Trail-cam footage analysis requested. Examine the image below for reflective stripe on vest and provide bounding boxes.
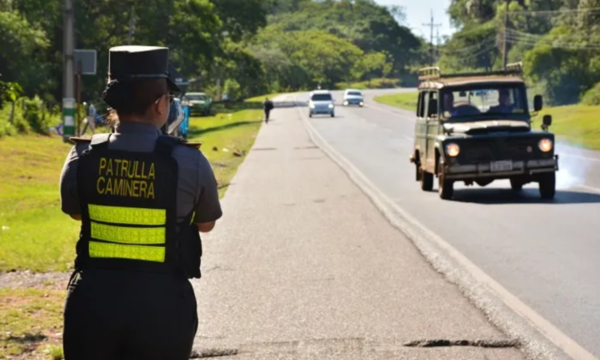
[87,204,167,262]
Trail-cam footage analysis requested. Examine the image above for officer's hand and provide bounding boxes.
[197,221,216,233]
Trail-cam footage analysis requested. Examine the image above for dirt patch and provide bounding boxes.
[0,286,66,359]
[0,271,71,291]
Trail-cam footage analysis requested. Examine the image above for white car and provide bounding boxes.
[343,89,364,107]
[308,90,335,118]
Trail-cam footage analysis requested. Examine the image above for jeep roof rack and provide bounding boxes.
[418,62,524,82]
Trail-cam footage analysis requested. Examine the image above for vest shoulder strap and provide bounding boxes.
[182,141,202,149]
[69,137,92,144]
[89,133,111,151]
[155,135,185,156]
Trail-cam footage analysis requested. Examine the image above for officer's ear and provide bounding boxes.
[153,94,169,116]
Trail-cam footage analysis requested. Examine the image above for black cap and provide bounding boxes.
[108,45,180,92]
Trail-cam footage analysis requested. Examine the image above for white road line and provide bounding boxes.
[294,94,598,360]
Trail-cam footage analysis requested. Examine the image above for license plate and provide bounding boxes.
[490,160,513,172]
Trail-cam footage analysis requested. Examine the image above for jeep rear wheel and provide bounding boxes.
[539,172,556,199]
[438,163,454,200]
[420,168,433,191]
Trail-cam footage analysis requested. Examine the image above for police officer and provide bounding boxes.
[59,45,222,360]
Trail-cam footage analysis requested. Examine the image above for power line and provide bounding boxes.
[457,42,499,61]
[504,34,600,49]
[440,36,497,55]
[422,9,442,66]
[508,7,600,15]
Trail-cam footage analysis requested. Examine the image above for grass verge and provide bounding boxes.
[535,105,600,151]
[0,98,265,272]
[0,288,65,360]
[0,96,266,359]
[336,78,399,90]
[244,93,284,102]
[0,136,79,273]
[373,91,417,111]
[373,91,600,151]
[186,105,263,198]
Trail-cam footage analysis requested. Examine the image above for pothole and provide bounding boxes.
[190,348,239,358]
[294,146,318,150]
[403,339,520,348]
[252,147,277,151]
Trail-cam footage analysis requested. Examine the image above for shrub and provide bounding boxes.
[223,79,242,101]
[582,82,600,106]
[23,95,53,134]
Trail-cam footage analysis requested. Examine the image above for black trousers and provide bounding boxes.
[63,269,198,360]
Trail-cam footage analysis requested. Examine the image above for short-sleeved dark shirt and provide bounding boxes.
[59,121,222,224]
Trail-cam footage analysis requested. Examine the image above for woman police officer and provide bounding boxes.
[59,45,222,359]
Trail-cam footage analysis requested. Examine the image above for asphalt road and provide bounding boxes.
[193,101,526,359]
[293,88,600,358]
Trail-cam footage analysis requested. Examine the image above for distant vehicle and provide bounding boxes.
[343,89,364,107]
[181,92,212,116]
[409,62,558,200]
[308,90,335,118]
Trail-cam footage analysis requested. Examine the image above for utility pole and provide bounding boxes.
[502,0,509,70]
[423,9,442,66]
[127,6,136,45]
[62,0,76,141]
[436,26,441,60]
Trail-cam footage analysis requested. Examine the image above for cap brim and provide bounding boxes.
[167,77,181,93]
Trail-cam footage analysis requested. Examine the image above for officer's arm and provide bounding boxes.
[59,144,84,220]
[193,152,223,233]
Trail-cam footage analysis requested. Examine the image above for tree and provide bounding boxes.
[0,10,50,96]
[0,79,24,124]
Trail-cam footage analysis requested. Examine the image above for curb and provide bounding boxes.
[292,95,597,360]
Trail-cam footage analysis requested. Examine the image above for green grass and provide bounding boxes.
[244,93,284,102]
[0,97,266,272]
[0,98,266,359]
[0,135,80,273]
[373,91,600,151]
[535,105,600,151]
[336,78,399,90]
[374,91,418,111]
[0,288,65,359]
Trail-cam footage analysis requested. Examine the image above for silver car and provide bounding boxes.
[308,90,335,118]
[343,89,364,107]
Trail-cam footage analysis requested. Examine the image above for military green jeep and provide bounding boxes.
[182,92,212,116]
[409,62,559,200]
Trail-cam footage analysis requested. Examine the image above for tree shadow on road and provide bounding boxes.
[450,188,600,205]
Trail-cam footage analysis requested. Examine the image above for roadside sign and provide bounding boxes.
[74,49,97,75]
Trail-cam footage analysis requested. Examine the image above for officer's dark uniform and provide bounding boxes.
[59,46,222,360]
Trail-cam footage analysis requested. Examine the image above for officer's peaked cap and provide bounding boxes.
[108,45,180,92]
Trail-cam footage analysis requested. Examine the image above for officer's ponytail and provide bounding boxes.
[102,79,134,112]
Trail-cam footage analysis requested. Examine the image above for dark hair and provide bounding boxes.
[102,78,168,117]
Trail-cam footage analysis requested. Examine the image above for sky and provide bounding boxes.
[373,0,456,40]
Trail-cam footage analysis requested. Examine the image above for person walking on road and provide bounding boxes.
[59,45,223,360]
[263,97,274,124]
